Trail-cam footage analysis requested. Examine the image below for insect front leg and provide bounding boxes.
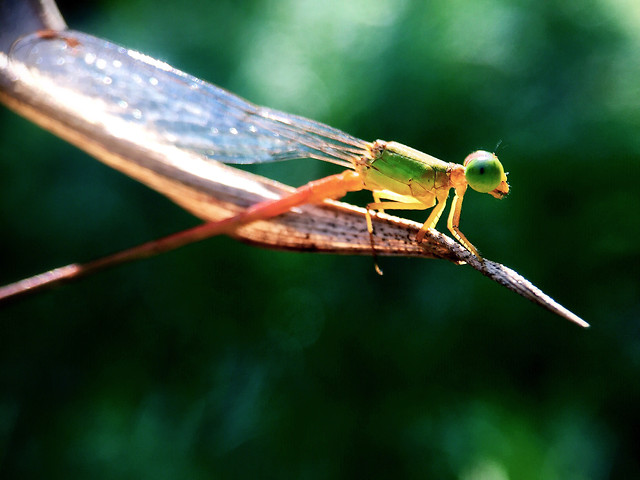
[447,185,481,258]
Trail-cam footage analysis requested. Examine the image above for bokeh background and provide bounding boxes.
[1,0,639,478]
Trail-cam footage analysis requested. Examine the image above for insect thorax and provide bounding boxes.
[360,140,452,200]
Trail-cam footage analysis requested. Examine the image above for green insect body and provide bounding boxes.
[360,141,451,206]
[354,140,509,258]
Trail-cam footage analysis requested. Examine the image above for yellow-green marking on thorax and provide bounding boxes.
[359,141,452,203]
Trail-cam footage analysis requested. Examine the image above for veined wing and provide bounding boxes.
[9,30,370,168]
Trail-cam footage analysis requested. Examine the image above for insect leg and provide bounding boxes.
[365,200,429,275]
[447,186,481,258]
[415,192,449,242]
[372,192,384,213]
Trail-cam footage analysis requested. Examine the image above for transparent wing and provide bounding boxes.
[9,30,370,168]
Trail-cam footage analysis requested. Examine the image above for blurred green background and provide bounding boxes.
[1,0,639,478]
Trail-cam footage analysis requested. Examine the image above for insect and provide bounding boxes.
[1,30,509,299]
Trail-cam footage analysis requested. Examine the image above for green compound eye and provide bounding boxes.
[464,151,504,193]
